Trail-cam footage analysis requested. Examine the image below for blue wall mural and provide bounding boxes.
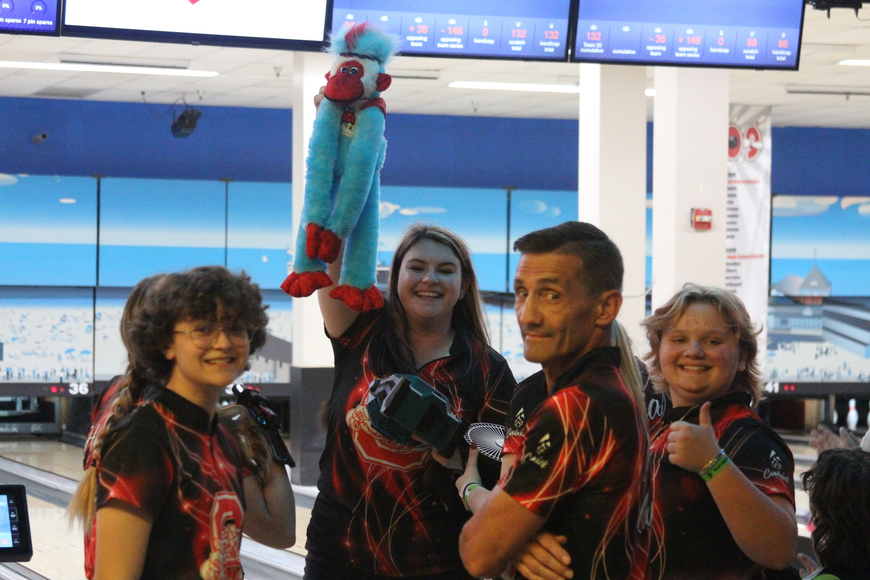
[766,195,870,389]
[4,95,870,392]
[0,175,576,385]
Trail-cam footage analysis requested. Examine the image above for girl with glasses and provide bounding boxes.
[69,266,295,580]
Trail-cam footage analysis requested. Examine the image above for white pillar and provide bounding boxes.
[292,51,334,369]
[579,63,648,348]
[651,67,729,311]
[290,51,335,485]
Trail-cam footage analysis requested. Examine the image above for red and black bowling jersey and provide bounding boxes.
[83,377,123,471]
[305,309,516,577]
[643,381,671,436]
[88,386,246,580]
[503,359,665,459]
[647,392,795,580]
[502,370,546,457]
[502,347,653,580]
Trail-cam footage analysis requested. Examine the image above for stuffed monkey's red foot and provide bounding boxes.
[305,223,325,260]
[281,271,333,297]
[318,229,341,263]
[329,285,384,311]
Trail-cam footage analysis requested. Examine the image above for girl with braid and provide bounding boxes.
[69,266,295,580]
[77,273,166,501]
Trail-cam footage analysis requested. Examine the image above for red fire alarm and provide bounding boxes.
[691,208,712,230]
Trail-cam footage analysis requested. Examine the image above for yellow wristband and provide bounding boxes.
[699,449,730,482]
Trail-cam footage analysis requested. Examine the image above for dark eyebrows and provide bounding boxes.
[513,276,566,289]
[405,257,458,268]
[537,277,563,286]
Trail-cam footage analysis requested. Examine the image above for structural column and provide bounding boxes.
[290,51,334,486]
[578,63,648,349]
[651,67,729,311]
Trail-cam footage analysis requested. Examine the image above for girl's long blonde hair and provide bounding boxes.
[67,274,164,530]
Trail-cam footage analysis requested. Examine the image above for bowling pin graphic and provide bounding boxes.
[847,398,859,431]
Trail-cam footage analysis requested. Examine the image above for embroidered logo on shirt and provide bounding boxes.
[522,432,552,469]
[536,433,552,455]
[647,397,665,420]
[769,450,783,471]
[346,400,428,470]
[514,408,525,428]
[764,450,790,483]
[199,491,243,580]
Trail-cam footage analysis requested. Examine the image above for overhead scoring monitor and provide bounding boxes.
[62,0,333,50]
[0,0,60,36]
[572,0,806,70]
[333,0,572,61]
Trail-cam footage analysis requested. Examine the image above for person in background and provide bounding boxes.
[809,423,870,454]
[643,284,797,580]
[799,448,870,580]
[69,266,295,580]
[459,221,651,580]
[303,223,516,580]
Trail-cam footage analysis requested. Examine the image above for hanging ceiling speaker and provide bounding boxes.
[171,107,202,138]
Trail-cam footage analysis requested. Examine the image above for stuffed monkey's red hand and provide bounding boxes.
[305,223,324,260]
[317,229,341,263]
[304,224,340,263]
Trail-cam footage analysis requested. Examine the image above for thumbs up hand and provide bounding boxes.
[667,402,722,474]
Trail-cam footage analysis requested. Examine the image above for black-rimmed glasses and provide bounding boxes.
[174,324,252,349]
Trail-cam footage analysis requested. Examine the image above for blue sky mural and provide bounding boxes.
[771,196,870,296]
[2,176,581,293]
[0,174,97,286]
[100,178,226,286]
[227,182,292,289]
[379,186,578,293]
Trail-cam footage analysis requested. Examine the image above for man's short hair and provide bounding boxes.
[513,221,623,296]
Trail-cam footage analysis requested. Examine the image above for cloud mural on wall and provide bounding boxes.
[517,199,561,217]
[0,174,19,186]
[399,207,447,216]
[840,196,870,217]
[379,201,401,218]
[772,196,838,217]
[841,197,870,210]
[379,201,448,218]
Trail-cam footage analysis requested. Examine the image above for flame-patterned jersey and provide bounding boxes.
[647,392,795,580]
[502,347,653,580]
[501,370,546,457]
[503,360,665,460]
[305,309,516,577]
[87,386,246,580]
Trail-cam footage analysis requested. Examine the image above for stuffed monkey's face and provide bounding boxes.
[324,57,392,105]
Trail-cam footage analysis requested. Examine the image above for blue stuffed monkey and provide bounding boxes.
[282,23,399,312]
